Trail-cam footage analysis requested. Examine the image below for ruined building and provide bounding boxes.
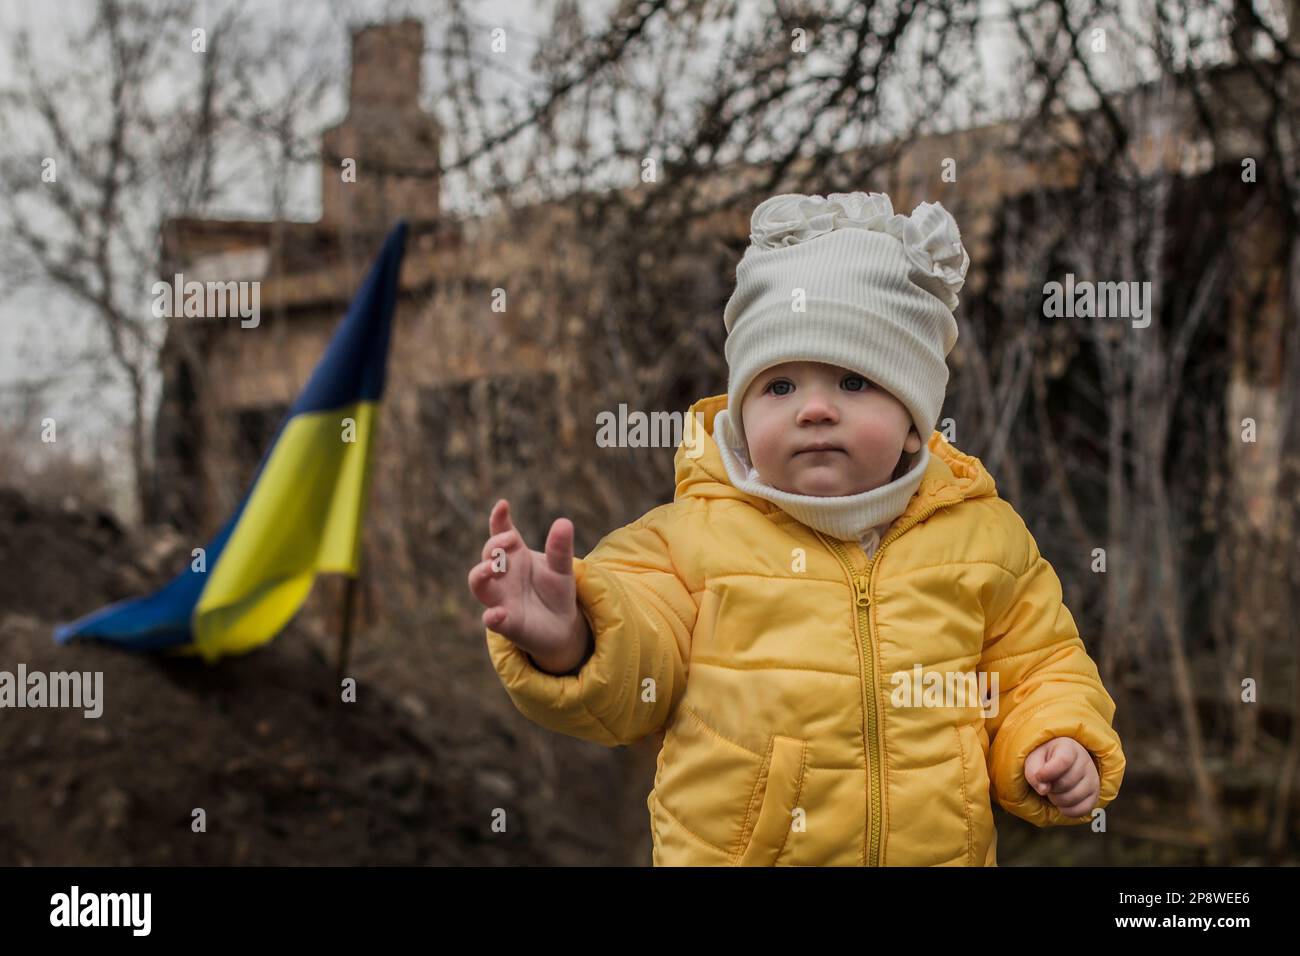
[150,17,1297,627]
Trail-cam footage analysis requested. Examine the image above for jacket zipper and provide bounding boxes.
[815,494,962,867]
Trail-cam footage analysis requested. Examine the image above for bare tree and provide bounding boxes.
[0,0,236,517]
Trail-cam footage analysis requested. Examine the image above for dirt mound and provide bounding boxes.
[2,614,559,864]
[0,489,146,622]
[0,488,650,865]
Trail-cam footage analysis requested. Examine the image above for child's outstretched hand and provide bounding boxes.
[468,498,593,675]
[1024,737,1100,818]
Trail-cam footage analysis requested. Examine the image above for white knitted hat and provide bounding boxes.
[724,191,969,450]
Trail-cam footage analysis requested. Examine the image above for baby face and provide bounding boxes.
[739,361,921,497]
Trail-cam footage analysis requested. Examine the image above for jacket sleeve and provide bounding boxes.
[980,513,1126,827]
[484,505,697,748]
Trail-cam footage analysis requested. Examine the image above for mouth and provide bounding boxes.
[793,444,845,456]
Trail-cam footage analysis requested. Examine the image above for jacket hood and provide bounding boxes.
[673,393,998,521]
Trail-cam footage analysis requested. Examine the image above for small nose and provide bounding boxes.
[795,385,839,425]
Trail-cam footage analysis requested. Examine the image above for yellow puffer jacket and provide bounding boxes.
[486,393,1125,865]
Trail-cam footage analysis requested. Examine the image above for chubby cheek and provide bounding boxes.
[745,417,785,473]
[842,415,905,465]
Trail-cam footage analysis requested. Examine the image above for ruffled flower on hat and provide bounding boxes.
[748,191,971,310]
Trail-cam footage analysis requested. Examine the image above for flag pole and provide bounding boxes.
[336,571,358,686]
[336,405,378,685]
[333,219,403,684]
[335,319,386,685]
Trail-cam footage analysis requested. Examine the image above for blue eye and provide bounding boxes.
[842,374,870,392]
[765,380,793,396]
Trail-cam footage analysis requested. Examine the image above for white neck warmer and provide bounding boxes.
[712,408,928,558]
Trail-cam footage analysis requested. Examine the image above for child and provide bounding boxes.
[468,191,1125,866]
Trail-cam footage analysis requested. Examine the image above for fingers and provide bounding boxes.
[1029,740,1074,794]
[468,560,513,634]
[1048,757,1090,795]
[484,500,539,565]
[486,496,520,548]
[544,517,575,575]
[1023,749,1046,792]
[1050,785,1098,817]
[467,559,503,604]
[1047,747,1099,815]
[481,528,525,564]
[489,498,515,536]
[1039,741,1073,780]
[1048,777,1096,815]
[1056,800,1095,818]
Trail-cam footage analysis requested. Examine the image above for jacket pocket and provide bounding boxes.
[736,734,808,866]
[652,705,769,861]
[956,722,995,866]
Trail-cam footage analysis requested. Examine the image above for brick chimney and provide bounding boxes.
[321,19,441,229]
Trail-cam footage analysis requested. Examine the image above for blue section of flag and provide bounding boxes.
[52,220,408,652]
[51,511,243,649]
[292,222,406,415]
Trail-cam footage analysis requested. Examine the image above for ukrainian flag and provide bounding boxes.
[54,220,408,662]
